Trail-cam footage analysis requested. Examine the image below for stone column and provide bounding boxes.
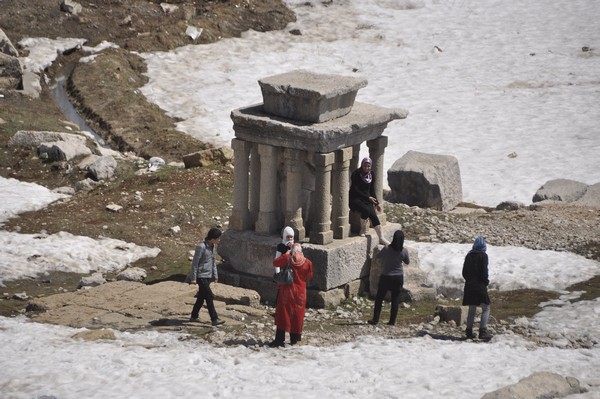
[350,144,360,174]
[367,135,388,225]
[331,147,352,239]
[284,148,306,241]
[255,144,279,235]
[229,139,252,231]
[310,152,335,245]
[249,144,260,226]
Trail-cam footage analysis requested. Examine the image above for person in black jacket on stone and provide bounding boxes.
[349,157,390,245]
[462,236,492,340]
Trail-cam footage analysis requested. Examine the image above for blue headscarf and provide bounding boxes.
[470,236,487,253]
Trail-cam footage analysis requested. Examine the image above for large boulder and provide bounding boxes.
[481,371,583,399]
[575,182,600,208]
[0,28,19,57]
[9,130,88,147]
[87,155,117,181]
[532,178,588,203]
[388,151,462,211]
[0,52,22,90]
[183,147,233,168]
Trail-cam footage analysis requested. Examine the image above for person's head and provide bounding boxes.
[205,227,222,244]
[282,226,295,246]
[361,157,372,173]
[472,236,487,252]
[290,243,305,266]
[390,230,405,251]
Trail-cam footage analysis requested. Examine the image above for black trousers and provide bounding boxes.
[191,278,218,321]
[349,198,381,227]
[372,275,404,324]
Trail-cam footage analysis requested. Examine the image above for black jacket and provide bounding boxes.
[462,250,490,305]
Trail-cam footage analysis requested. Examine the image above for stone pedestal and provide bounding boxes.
[224,70,409,306]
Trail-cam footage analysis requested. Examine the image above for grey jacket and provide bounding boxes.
[191,241,218,281]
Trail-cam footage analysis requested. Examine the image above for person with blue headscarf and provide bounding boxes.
[462,236,492,340]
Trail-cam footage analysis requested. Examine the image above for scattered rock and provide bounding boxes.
[116,267,147,282]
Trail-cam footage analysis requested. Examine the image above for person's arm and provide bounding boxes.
[273,253,290,267]
[190,244,204,284]
[212,246,218,283]
[402,248,410,265]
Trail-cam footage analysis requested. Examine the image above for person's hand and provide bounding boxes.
[190,280,197,285]
[276,243,289,254]
[369,196,378,205]
[375,204,382,213]
[213,278,218,283]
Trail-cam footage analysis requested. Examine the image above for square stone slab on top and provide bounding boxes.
[258,70,368,123]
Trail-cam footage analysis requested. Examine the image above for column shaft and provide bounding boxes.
[284,148,306,241]
[310,152,335,245]
[367,135,388,225]
[255,144,279,235]
[229,138,251,231]
[331,147,353,239]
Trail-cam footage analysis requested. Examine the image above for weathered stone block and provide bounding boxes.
[258,70,367,123]
[218,224,401,292]
[532,178,588,203]
[388,150,462,211]
[435,305,469,325]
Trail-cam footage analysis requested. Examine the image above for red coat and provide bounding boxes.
[273,253,313,334]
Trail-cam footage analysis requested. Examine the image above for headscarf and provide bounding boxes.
[470,236,487,253]
[360,157,372,184]
[390,230,405,251]
[281,226,294,245]
[289,243,306,267]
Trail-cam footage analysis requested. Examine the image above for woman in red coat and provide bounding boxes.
[269,243,313,347]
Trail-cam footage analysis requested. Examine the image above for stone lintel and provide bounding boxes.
[231,102,408,154]
[258,69,368,122]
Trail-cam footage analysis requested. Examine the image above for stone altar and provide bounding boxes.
[218,70,409,307]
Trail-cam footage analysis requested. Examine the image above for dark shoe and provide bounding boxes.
[367,319,378,325]
[465,328,475,339]
[269,329,286,347]
[478,328,493,341]
[189,317,199,322]
[290,333,302,345]
[386,321,395,326]
[211,319,225,326]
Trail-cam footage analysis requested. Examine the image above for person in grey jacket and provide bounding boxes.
[368,230,410,326]
[189,228,225,326]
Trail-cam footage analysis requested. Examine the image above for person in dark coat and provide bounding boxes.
[349,157,390,245]
[462,236,492,340]
[368,230,410,326]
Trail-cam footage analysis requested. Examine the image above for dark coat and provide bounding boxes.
[349,168,376,208]
[462,250,490,305]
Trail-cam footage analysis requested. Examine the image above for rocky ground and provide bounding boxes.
[1,0,599,349]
